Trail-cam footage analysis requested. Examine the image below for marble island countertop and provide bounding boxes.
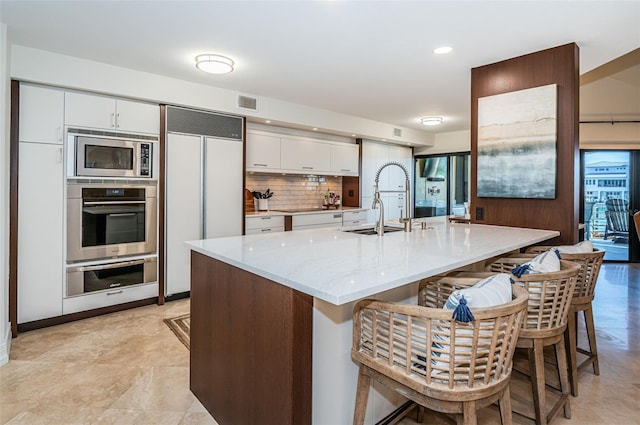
[186,216,559,305]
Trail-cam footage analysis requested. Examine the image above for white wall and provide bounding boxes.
[10,45,434,148]
[0,23,11,366]
[414,130,470,155]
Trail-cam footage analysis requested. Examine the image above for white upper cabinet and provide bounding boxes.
[246,129,358,176]
[115,99,160,135]
[65,91,159,135]
[246,131,281,171]
[281,137,331,172]
[330,143,359,176]
[19,84,65,144]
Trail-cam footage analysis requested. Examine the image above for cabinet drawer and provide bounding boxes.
[245,226,284,235]
[62,282,158,315]
[342,210,368,222]
[246,215,285,230]
[292,212,342,228]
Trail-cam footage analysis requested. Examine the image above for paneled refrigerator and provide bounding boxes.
[165,106,244,296]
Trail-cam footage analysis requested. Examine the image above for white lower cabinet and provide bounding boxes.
[245,215,285,235]
[63,283,158,315]
[18,142,64,323]
[342,210,368,226]
[292,212,343,230]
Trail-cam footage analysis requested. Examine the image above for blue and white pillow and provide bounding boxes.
[444,273,513,313]
[512,249,560,277]
[416,273,513,374]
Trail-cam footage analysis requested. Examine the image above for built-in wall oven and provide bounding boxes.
[66,256,157,297]
[67,183,157,263]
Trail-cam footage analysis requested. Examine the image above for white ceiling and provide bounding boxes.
[1,1,639,135]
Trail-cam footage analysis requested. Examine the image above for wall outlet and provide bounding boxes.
[475,207,484,220]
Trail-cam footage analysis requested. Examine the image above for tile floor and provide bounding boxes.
[1,263,638,425]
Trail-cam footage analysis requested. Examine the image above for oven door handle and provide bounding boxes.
[108,213,137,217]
[67,258,153,272]
[83,201,146,205]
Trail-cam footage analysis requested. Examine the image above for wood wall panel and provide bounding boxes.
[471,43,580,245]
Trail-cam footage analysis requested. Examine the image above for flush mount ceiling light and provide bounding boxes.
[195,54,234,74]
[433,46,453,54]
[420,117,443,126]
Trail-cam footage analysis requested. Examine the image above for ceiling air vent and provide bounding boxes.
[237,95,258,111]
[393,128,402,138]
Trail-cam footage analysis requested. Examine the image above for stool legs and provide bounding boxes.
[566,302,600,397]
[583,305,600,375]
[353,367,371,425]
[554,338,571,420]
[528,340,547,425]
[498,385,513,425]
[566,310,579,397]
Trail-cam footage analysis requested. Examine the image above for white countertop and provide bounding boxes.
[186,216,559,305]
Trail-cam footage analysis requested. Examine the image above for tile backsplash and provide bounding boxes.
[246,174,342,210]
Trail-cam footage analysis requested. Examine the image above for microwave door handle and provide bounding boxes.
[108,213,137,217]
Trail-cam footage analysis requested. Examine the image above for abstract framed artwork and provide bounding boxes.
[477,84,557,199]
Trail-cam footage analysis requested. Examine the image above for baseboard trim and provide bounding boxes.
[0,322,11,366]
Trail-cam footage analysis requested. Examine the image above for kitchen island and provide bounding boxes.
[186,217,559,425]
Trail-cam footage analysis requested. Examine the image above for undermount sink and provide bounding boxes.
[343,226,404,236]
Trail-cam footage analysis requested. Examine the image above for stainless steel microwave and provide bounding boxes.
[73,135,152,178]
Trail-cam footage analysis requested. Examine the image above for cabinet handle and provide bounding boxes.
[116,113,120,128]
[56,126,63,142]
[107,290,124,295]
[340,169,351,172]
[260,217,272,220]
[261,228,272,232]
[110,113,116,128]
[253,163,268,167]
[302,166,314,170]
[57,147,63,164]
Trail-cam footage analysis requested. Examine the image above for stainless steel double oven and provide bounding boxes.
[66,131,158,298]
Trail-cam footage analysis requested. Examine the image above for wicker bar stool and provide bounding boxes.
[351,276,528,425]
[479,258,580,425]
[524,246,605,396]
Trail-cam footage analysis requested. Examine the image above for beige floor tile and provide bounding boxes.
[93,408,184,425]
[178,412,220,425]
[109,366,196,412]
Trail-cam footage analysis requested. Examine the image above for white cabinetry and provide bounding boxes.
[65,91,159,135]
[246,130,358,176]
[362,142,413,222]
[330,144,359,176]
[281,137,331,173]
[166,133,243,296]
[19,84,65,144]
[18,142,64,323]
[245,215,285,235]
[246,132,281,171]
[292,212,343,230]
[342,210,368,226]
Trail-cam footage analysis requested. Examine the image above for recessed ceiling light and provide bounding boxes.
[433,46,453,55]
[351,134,356,137]
[265,120,271,124]
[195,54,234,74]
[420,117,443,126]
[312,127,318,131]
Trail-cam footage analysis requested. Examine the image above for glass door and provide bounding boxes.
[581,150,639,262]
[414,153,470,218]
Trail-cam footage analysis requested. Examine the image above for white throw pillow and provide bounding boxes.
[444,273,513,312]
[555,240,594,254]
[512,249,560,277]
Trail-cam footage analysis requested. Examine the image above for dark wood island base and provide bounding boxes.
[190,251,313,425]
